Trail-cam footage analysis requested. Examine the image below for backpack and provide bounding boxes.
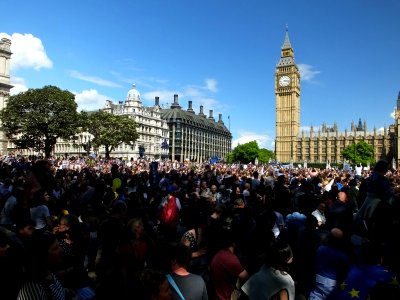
[159,195,180,228]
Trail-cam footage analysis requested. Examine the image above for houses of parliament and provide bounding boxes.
[275,30,400,166]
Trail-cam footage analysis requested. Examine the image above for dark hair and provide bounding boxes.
[24,231,58,278]
[15,218,36,231]
[168,242,192,268]
[30,189,49,208]
[266,241,293,273]
[59,214,82,241]
[30,159,55,191]
[374,160,389,173]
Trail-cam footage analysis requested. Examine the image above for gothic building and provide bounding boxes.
[275,29,397,165]
[161,94,232,162]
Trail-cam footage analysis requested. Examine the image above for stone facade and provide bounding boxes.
[101,84,169,160]
[53,84,169,160]
[161,94,232,162]
[275,30,397,165]
[0,38,13,155]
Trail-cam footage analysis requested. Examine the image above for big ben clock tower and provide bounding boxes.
[275,28,300,163]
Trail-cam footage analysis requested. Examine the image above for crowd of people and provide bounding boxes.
[0,155,399,300]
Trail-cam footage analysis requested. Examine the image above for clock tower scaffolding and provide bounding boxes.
[275,29,300,163]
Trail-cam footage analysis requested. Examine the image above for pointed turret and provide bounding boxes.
[277,28,295,67]
[357,118,363,131]
[282,26,292,49]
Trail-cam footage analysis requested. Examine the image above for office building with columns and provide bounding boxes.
[161,94,231,162]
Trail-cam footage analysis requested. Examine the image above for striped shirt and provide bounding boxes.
[17,274,65,300]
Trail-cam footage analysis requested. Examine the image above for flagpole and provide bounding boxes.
[228,115,230,131]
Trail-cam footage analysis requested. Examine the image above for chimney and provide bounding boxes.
[199,105,205,117]
[171,94,181,109]
[208,110,214,120]
[155,96,160,107]
[218,113,224,123]
[187,100,194,113]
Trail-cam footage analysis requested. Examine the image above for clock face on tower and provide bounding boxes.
[279,75,291,87]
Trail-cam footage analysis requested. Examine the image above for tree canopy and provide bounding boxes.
[342,140,374,165]
[0,85,80,158]
[227,140,274,164]
[85,110,138,158]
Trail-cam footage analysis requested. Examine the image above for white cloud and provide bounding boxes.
[142,89,177,107]
[232,131,274,149]
[73,89,112,111]
[69,70,122,88]
[195,98,219,111]
[142,78,222,113]
[298,64,320,81]
[183,86,203,97]
[390,108,395,119]
[10,76,28,95]
[0,32,53,71]
[205,78,218,92]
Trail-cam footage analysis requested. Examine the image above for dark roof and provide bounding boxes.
[161,108,231,135]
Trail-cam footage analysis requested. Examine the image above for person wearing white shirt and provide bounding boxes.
[312,202,326,228]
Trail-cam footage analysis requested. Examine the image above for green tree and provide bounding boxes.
[342,140,374,165]
[227,141,260,163]
[86,110,138,158]
[258,148,275,164]
[0,85,80,158]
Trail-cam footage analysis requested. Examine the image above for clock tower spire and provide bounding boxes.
[275,28,301,163]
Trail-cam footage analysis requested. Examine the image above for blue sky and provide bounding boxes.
[1,0,400,150]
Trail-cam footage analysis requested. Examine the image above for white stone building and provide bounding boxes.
[101,84,169,160]
[53,84,169,160]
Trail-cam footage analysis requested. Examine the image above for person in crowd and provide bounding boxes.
[354,159,394,242]
[210,230,249,300]
[348,178,359,213]
[1,156,400,300]
[241,241,295,300]
[166,242,208,300]
[0,178,24,229]
[52,214,92,297]
[95,200,128,300]
[308,228,351,300]
[17,231,65,300]
[117,217,156,298]
[0,229,25,300]
[325,190,354,237]
[312,202,326,228]
[272,174,291,216]
[328,242,397,300]
[30,189,53,232]
[203,204,227,259]
[136,268,172,300]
